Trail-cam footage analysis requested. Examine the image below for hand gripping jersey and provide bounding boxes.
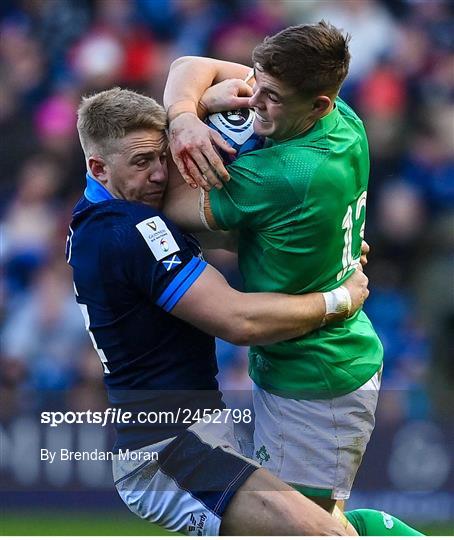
[67,175,224,451]
[209,98,383,399]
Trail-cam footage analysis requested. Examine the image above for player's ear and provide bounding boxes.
[88,156,109,184]
[312,95,332,117]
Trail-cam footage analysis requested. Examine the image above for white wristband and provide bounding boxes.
[322,285,352,317]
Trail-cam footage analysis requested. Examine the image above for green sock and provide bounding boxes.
[345,509,424,536]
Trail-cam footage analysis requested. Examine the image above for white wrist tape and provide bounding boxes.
[199,190,214,231]
[322,285,352,317]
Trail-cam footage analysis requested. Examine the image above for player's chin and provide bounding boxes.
[142,193,164,209]
[253,116,273,136]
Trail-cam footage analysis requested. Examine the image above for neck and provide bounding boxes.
[321,100,335,118]
[89,173,120,199]
[278,118,317,142]
[280,101,336,142]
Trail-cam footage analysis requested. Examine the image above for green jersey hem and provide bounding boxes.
[290,484,333,499]
[250,363,382,400]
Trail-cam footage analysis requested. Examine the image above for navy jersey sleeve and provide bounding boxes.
[102,205,207,312]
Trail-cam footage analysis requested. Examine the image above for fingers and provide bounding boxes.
[172,140,229,191]
[168,114,232,190]
[191,149,223,190]
[360,240,370,266]
[210,128,236,155]
[171,151,198,189]
[361,240,370,255]
[175,144,226,191]
[356,266,368,287]
[201,79,253,112]
[181,152,205,190]
[359,271,369,303]
[230,96,253,109]
[235,80,254,97]
[344,267,369,313]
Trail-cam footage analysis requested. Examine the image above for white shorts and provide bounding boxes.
[113,412,258,536]
[253,370,381,500]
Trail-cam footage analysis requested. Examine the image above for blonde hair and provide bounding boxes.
[77,87,167,158]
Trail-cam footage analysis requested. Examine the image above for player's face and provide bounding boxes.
[105,129,169,209]
[249,66,317,141]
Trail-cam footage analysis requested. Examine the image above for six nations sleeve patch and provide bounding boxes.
[135,216,180,261]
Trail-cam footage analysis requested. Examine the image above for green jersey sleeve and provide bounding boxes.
[208,151,271,230]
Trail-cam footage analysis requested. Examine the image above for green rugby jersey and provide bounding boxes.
[209,98,383,399]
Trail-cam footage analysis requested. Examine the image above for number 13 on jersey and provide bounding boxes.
[337,190,367,281]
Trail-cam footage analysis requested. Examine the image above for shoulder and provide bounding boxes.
[264,139,330,178]
[108,201,188,258]
[101,199,172,225]
[336,97,365,127]
[221,140,329,197]
[226,144,291,184]
[75,199,186,257]
[74,198,179,233]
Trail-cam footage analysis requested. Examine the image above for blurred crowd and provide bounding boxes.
[1,0,453,424]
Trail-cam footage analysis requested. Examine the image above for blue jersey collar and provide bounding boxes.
[84,174,115,203]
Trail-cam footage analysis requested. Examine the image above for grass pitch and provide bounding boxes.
[1,509,452,536]
[0,510,176,536]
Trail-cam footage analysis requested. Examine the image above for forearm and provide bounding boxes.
[163,56,251,115]
[232,290,326,345]
[163,164,236,246]
[162,183,206,232]
[172,266,328,345]
[162,158,206,231]
[164,57,252,189]
[164,57,218,114]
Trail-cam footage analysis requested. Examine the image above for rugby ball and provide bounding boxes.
[205,109,265,163]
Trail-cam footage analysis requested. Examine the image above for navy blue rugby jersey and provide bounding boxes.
[66,175,224,451]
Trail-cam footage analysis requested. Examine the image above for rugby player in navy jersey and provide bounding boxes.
[67,87,369,536]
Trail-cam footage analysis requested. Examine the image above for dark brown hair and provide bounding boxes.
[252,21,351,98]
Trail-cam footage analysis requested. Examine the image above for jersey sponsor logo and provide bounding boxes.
[162,255,182,271]
[136,216,179,261]
[255,445,271,465]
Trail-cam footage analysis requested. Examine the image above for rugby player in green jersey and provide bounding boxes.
[161,21,423,536]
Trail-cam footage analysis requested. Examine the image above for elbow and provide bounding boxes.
[169,56,190,71]
[227,332,250,347]
[169,55,202,71]
[222,319,259,346]
[216,294,263,346]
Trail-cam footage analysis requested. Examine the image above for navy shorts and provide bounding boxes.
[113,412,258,535]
